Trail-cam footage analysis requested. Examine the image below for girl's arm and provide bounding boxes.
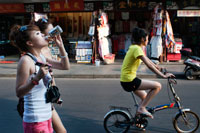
[46,34,70,70]
[16,56,48,98]
[146,57,161,70]
[139,55,173,78]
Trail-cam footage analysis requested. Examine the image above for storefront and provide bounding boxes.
[0,0,200,59]
[175,9,200,57]
[0,3,29,56]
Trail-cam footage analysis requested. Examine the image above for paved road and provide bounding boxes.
[0,78,199,133]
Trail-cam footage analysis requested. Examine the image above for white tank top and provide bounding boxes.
[23,54,52,123]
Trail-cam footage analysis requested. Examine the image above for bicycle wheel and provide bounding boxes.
[173,110,200,133]
[104,111,131,133]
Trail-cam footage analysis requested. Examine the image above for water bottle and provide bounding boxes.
[45,25,63,41]
[48,25,63,37]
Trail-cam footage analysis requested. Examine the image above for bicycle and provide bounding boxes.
[103,76,200,133]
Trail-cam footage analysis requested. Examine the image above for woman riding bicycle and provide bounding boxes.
[120,27,174,119]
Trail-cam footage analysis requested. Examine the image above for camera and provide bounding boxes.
[35,61,52,69]
[46,85,61,104]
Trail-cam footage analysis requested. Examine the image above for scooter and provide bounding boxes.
[181,48,200,80]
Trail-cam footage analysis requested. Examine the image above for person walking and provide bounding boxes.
[34,18,67,133]
[9,24,70,132]
[120,27,174,119]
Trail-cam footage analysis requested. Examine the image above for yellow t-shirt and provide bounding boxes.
[120,44,144,82]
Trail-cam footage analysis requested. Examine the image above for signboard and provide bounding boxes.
[0,4,25,13]
[43,3,51,12]
[166,1,178,10]
[177,0,200,9]
[24,4,34,12]
[115,0,149,10]
[50,0,84,11]
[177,10,200,17]
[103,2,113,11]
[84,2,94,11]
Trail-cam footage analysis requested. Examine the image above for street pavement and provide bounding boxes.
[1,78,200,133]
[0,55,186,79]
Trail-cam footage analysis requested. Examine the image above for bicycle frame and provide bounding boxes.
[129,77,190,116]
[148,78,184,114]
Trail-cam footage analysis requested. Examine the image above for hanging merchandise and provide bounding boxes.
[164,11,182,61]
[150,36,163,59]
[164,11,176,53]
[150,4,180,62]
[88,25,95,36]
[121,12,129,20]
[130,20,138,32]
[98,37,110,59]
[124,34,132,53]
[33,12,48,22]
[123,21,130,33]
[150,4,163,63]
[115,20,123,33]
[97,10,112,61]
[88,11,99,63]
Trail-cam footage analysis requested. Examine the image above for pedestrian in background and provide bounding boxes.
[120,27,174,119]
[9,24,70,132]
[34,18,67,133]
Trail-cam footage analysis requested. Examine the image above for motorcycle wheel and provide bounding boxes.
[185,68,197,80]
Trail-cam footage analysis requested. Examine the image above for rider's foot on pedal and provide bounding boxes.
[137,108,154,119]
[135,124,146,131]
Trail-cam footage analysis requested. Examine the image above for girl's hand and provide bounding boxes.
[53,34,63,48]
[35,64,49,81]
[164,73,175,78]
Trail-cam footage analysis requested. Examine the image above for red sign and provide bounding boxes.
[0,4,25,13]
[50,0,84,11]
[177,10,200,17]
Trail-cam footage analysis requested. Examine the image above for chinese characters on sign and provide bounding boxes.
[116,0,148,10]
[103,2,114,11]
[177,0,200,9]
[84,2,94,11]
[0,4,25,13]
[43,3,51,12]
[50,0,84,11]
[24,4,34,12]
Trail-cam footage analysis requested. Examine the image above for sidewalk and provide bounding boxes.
[0,55,185,79]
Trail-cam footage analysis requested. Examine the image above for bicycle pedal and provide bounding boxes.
[135,125,146,131]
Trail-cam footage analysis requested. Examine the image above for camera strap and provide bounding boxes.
[25,53,37,62]
[25,53,38,74]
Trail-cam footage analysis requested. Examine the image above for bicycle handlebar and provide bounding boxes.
[161,68,177,84]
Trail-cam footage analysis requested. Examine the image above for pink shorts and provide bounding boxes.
[23,118,53,133]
